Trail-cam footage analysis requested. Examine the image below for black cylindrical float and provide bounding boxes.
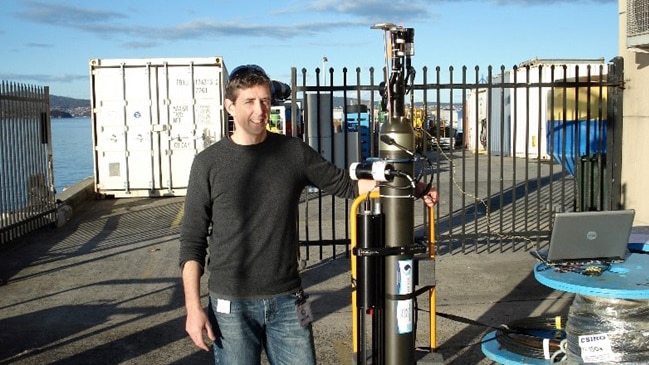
[357,211,384,310]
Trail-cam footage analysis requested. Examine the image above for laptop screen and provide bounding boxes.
[546,209,635,262]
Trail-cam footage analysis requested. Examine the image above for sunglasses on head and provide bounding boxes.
[229,64,268,79]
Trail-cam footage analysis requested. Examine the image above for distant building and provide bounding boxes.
[465,58,607,160]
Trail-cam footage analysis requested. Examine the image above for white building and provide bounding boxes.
[465,58,607,162]
[620,0,649,223]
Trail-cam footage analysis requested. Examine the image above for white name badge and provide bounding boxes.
[216,299,231,314]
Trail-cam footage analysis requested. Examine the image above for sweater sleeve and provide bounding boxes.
[300,140,358,199]
[178,153,212,269]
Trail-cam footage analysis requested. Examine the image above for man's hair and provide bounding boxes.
[225,65,272,102]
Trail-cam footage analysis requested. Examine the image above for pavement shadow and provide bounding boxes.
[301,256,353,321]
[0,197,184,285]
[435,268,570,364]
[0,196,206,364]
[0,277,196,364]
[0,197,118,284]
[0,276,220,365]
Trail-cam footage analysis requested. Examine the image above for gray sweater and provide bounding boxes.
[179,132,358,300]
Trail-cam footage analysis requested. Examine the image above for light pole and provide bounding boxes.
[322,56,328,85]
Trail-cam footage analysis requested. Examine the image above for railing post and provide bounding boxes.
[607,56,624,211]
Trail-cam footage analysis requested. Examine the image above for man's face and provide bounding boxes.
[226,84,271,144]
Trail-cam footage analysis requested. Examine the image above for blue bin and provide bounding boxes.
[345,105,371,160]
[546,119,607,176]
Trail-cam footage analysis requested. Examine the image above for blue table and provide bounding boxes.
[533,252,649,299]
[483,248,649,364]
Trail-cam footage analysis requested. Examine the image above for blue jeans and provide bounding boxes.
[208,293,316,365]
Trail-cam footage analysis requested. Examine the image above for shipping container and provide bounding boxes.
[89,57,227,198]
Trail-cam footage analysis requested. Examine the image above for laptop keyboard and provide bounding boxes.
[531,249,622,276]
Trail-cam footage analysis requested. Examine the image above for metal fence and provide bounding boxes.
[292,57,624,258]
[0,81,56,245]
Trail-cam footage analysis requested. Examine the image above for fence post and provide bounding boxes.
[607,56,624,210]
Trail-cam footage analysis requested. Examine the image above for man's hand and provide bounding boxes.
[182,260,215,351]
[185,306,215,351]
[357,179,378,196]
[416,183,438,207]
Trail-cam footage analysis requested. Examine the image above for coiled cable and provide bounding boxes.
[495,315,568,361]
[565,295,649,364]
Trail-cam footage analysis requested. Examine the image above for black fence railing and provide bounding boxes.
[288,58,623,258]
[0,81,56,245]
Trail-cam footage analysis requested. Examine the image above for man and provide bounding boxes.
[179,64,437,364]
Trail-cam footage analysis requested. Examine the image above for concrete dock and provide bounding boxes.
[0,190,575,364]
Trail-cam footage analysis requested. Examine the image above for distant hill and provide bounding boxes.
[51,95,89,109]
[51,95,91,117]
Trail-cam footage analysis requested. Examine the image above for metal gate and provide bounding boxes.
[0,81,56,245]
[291,57,624,257]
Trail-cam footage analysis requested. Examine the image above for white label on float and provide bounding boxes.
[578,333,615,363]
[396,259,413,334]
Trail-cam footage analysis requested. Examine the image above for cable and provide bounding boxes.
[390,169,416,190]
[424,311,569,361]
[550,339,568,363]
[565,295,649,363]
[495,316,567,361]
[533,251,612,276]
[378,134,435,200]
[421,127,537,247]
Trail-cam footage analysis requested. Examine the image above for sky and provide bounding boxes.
[0,0,619,100]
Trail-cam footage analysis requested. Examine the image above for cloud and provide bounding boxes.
[14,0,615,44]
[122,41,160,49]
[16,1,141,39]
[17,0,126,26]
[300,0,433,21]
[156,19,366,40]
[286,0,614,19]
[16,0,368,41]
[27,42,53,48]
[489,0,615,4]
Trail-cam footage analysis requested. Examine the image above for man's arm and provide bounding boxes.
[182,260,215,351]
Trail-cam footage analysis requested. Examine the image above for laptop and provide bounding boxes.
[543,209,635,263]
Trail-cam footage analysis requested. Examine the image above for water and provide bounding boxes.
[51,117,94,194]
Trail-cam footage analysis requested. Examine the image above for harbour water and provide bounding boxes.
[51,117,93,194]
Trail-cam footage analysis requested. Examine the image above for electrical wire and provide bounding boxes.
[432,310,569,361]
[494,316,568,361]
[565,295,649,363]
[532,250,613,276]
